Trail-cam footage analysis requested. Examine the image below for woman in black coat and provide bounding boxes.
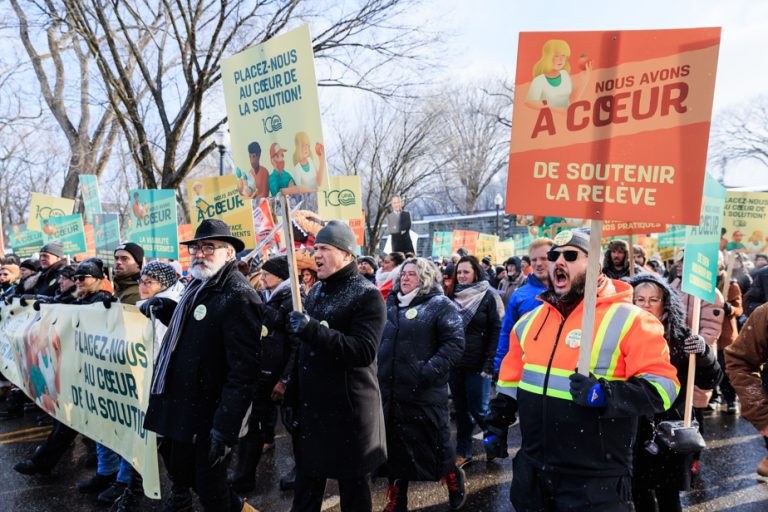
[378,257,466,511]
[627,272,722,512]
[449,255,503,467]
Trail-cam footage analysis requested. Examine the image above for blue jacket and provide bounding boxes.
[493,274,547,373]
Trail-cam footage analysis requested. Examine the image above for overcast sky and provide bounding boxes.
[409,0,768,188]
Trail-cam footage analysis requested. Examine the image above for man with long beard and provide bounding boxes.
[484,229,679,511]
[141,218,263,512]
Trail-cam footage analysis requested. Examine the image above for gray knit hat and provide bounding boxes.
[40,241,64,259]
[140,261,178,290]
[551,229,591,254]
[314,220,357,255]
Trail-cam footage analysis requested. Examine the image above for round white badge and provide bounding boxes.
[261,325,269,337]
[405,308,418,320]
[565,329,581,349]
[320,320,329,327]
[193,304,207,321]
[553,230,574,246]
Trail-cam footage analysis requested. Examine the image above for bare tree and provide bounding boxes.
[709,95,768,182]
[429,83,510,213]
[49,0,436,193]
[9,0,121,199]
[333,100,440,253]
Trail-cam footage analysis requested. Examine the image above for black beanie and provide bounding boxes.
[314,220,357,255]
[114,242,144,268]
[20,259,41,272]
[262,256,289,280]
[76,258,105,279]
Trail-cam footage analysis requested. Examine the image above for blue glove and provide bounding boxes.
[287,311,310,334]
[569,372,606,407]
[483,425,509,461]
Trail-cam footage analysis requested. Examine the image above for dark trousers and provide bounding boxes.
[510,454,635,511]
[717,350,737,403]
[291,472,371,512]
[31,419,78,469]
[633,486,682,512]
[163,438,241,512]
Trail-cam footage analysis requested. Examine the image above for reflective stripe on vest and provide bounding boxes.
[497,307,545,392]
[514,306,544,354]
[638,373,679,410]
[519,363,573,400]
[591,303,638,379]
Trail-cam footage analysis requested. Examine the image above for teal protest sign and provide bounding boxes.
[40,214,87,255]
[432,232,453,258]
[657,224,686,248]
[126,189,178,259]
[682,174,726,303]
[79,175,102,224]
[93,213,121,266]
[9,225,43,258]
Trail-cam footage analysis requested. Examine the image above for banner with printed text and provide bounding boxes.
[477,234,500,261]
[682,174,726,302]
[9,224,43,258]
[40,214,87,255]
[94,213,121,266]
[657,224,686,248]
[221,24,328,198]
[347,217,365,248]
[79,175,102,224]
[185,175,257,249]
[451,230,478,256]
[0,301,159,498]
[495,239,516,263]
[507,28,720,224]
[126,189,179,259]
[318,176,363,221]
[177,224,194,272]
[27,193,75,231]
[513,231,535,257]
[721,191,768,257]
[75,224,96,260]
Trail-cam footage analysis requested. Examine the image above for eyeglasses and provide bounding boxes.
[73,275,93,282]
[547,250,580,262]
[187,243,225,255]
[634,297,663,306]
[137,278,159,286]
[400,271,418,278]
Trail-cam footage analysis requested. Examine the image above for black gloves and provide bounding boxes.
[569,373,606,407]
[483,425,509,461]
[723,302,733,317]
[287,311,310,334]
[139,297,176,325]
[32,296,54,310]
[684,334,706,355]
[207,429,232,467]
[102,296,118,309]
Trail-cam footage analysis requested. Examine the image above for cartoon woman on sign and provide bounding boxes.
[525,39,591,109]
[292,132,326,191]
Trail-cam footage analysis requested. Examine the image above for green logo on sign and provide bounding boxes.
[323,189,356,207]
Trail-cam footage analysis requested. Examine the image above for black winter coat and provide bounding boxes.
[378,285,464,480]
[288,262,387,479]
[258,282,298,384]
[144,261,263,444]
[453,289,501,373]
[626,273,722,492]
[32,261,64,297]
[745,265,768,316]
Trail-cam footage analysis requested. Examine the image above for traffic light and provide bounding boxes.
[501,215,513,239]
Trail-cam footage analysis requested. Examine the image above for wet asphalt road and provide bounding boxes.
[2,406,768,511]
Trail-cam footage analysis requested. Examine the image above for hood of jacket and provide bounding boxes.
[624,272,689,346]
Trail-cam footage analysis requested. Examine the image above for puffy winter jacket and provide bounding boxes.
[494,274,547,373]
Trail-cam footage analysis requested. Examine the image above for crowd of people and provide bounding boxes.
[1,219,768,512]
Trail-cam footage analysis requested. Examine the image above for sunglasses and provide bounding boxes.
[73,275,94,282]
[547,250,580,263]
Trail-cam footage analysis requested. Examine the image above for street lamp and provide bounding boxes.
[214,126,229,176]
[494,193,504,236]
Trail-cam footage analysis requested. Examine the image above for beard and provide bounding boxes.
[190,258,227,281]
[542,272,587,313]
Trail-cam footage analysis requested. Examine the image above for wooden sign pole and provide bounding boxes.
[628,234,635,277]
[720,252,735,295]
[683,295,701,427]
[577,219,604,376]
[280,194,303,313]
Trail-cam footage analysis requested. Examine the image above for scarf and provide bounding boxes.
[264,278,291,302]
[397,288,419,308]
[453,280,491,328]
[150,264,226,395]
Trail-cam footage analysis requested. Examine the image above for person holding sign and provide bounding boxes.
[142,219,262,512]
[627,272,722,512]
[284,221,386,512]
[485,230,678,511]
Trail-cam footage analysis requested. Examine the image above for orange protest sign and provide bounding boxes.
[75,224,96,260]
[601,221,665,236]
[450,230,478,255]
[177,224,194,271]
[506,28,720,225]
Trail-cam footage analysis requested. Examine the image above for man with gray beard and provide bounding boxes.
[142,219,263,512]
